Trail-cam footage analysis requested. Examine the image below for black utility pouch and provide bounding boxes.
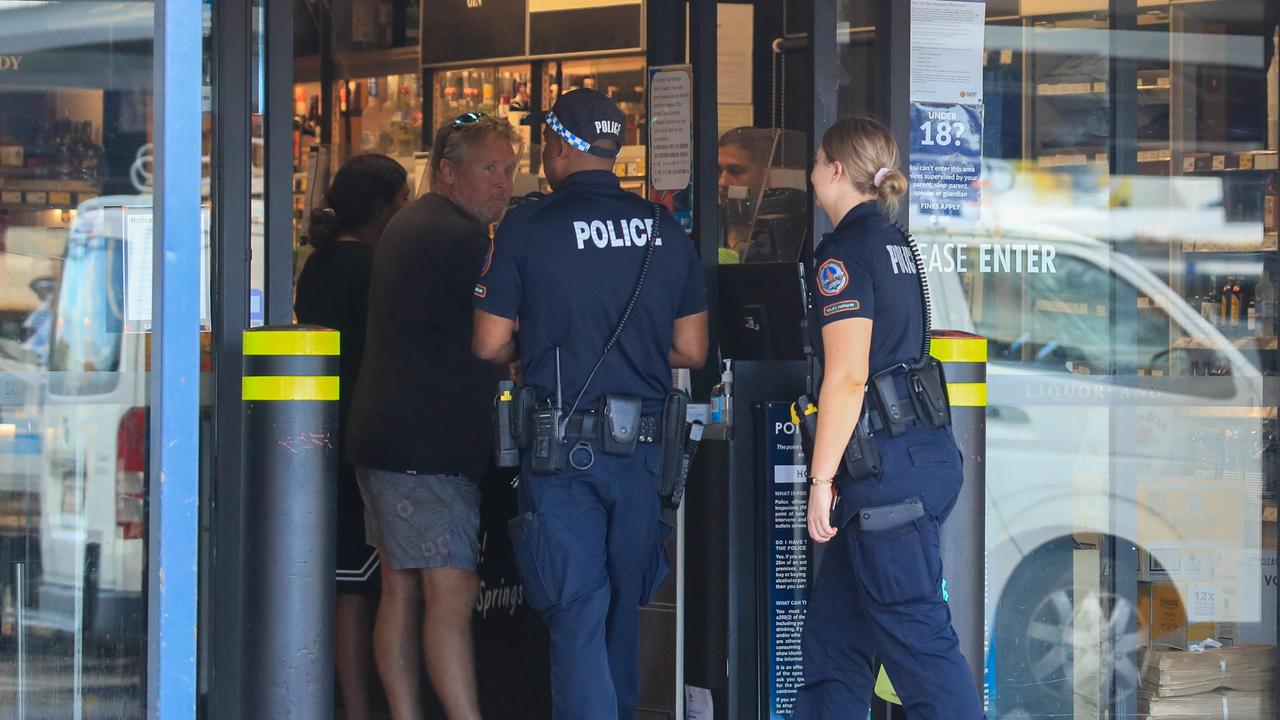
[602,394,642,456]
[843,415,882,481]
[908,357,951,429]
[869,367,910,437]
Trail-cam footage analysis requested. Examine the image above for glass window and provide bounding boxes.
[841,1,1279,716]
[0,1,155,714]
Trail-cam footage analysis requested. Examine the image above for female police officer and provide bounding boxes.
[794,117,985,720]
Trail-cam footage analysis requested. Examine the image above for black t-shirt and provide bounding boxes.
[807,202,924,376]
[347,193,508,478]
[474,171,706,410]
[294,239,374,456]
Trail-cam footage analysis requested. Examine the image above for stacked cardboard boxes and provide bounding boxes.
[1139,644,1275,719]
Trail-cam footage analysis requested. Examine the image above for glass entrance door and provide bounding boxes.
[834,1,1279,717]
[0,2,158,717]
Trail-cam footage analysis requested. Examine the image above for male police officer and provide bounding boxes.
[472,89,708,719]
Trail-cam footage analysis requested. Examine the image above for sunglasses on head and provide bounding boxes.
[453,111,486,127]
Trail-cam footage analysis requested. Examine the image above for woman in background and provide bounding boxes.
[295,153,410,720]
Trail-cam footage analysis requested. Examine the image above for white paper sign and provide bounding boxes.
[685,685,714,720]
[124,209,154,330]
[123,205,212,332]
[910,0,986,104]
[648,68,693,192]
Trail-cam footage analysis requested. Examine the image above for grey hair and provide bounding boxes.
[430,114,521,187]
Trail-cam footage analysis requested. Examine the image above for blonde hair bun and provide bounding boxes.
[820,116,909,211]
[875,168,908,202]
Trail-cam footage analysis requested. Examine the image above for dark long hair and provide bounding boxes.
[307,154,407,250]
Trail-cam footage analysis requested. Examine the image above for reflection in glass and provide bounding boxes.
[717,127,808,264]
[837,1,1278,717]
[0,2,155,717]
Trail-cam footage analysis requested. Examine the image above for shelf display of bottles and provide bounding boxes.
[432,66,534,134]
[1186,274,1274,340]
[541,57,647,149]
[332,73,422,167]
[0,118,104,183]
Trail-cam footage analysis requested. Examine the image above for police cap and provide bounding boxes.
[528,88,625,159]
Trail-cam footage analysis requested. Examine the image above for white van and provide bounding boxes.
[920,220,1266,716]
[36,196,151,645]
[36,192,253,647]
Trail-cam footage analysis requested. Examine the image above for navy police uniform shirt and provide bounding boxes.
[474,170,706,409]
[808,202,924,376]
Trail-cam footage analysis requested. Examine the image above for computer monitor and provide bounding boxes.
[716,261,807,361]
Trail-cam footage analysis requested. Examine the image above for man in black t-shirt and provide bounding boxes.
[347,114,518,720]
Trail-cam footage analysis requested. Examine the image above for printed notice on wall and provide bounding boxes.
[124,208,154,331]
[910,0,986,105]
[765,402,809,719]
[909,103,982,227]
[122,204,213,332]
[648,66,693,192]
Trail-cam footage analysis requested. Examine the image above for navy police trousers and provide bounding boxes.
[795,425,985,720]
[509,443,671,720]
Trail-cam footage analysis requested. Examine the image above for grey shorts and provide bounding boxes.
[355,467,481,572]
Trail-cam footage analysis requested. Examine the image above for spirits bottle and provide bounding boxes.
[1221,276,1234,327]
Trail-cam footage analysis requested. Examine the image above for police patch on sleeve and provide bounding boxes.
[817,259,849,296]
[823,300,860,317]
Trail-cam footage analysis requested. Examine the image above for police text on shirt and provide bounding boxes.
[573,218,663,250]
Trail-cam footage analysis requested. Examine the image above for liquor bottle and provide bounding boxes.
[1221,276,1233,327]
[1231,278,1244,331]
[1202,274,1218,324]
[361,79,385,152]
[1248,290,1257,333]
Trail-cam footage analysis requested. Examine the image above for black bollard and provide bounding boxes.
[242,326,339,720]
[931,331,988,690]
[874,330,988,711]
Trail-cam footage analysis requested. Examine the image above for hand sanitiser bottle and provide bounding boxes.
[709,360,734,428]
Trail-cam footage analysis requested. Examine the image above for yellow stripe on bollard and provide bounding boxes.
[243,376,339,401]
[930,337,988,364]
[946,382,987,408]
[243,330,340,356]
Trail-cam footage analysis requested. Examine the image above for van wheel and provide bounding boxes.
[993,543,1141,718]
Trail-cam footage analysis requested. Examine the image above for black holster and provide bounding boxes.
[493,382,539,468]
[868,360,952,437]
[842,414,882,480]
[658,391,700,509]
[793,393,882,482]
[907,357,951,429]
